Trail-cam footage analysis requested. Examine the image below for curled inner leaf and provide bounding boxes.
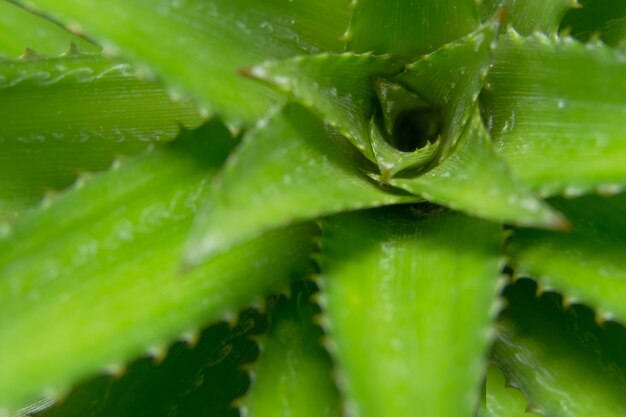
[369,78,443,179]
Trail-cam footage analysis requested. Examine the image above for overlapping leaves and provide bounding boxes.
[2,0,626,416]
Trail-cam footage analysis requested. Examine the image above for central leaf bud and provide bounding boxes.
[391,108,442,152]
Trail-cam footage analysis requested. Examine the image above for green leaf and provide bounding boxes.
[480,366,539,417]
[506,193,626,322]
[394,21,498,157]
[17,0,351,128]
[0,50,203,218]
[33,311,262,417]
[480,0,576,35]
[368,114,441,180]
[318,206,502,417]
[560,0,626,48]
[184,104,417,267]
[372,77,436,139]
[386,109,566,229]
[0,123,317,412]
[242,281,341,417]
[482,32,626,196]
[492,279,626,416]
[0,1,98,57]
[369,77,442,178]
[248,53,403,161]
[346,0,480,60]
[383,17,563,227]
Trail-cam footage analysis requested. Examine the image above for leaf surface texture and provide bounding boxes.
[243,282,341,417]
[347,0,480,60]
[506,193,626,322]
[184,104,417,266]
[0,1,97,57]
[387,109,563,228]
[480,0,575,35]
[0,123,317,411]
[249,53,403,161]
[17,0,351,128]
[482,33,626,196]
[492,280,626,416]
[319,206,502,417]
[33,312,262,417]
[0,51,202,218]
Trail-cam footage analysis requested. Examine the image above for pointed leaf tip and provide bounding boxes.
[184,104,418,266]
[248,53,404,162]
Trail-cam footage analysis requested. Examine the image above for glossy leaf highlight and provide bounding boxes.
[184,104,417,267]
[0,1,97,57]
[0,50,203,218]
[0,123,317,411]
[319,206,502,417]
[248,53,403,161]
[18,0,351,127]
[243,282,341,417]
[347,0,480,60]
[482,32,626,196]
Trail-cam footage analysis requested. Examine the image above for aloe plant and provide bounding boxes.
[1,0,626,416]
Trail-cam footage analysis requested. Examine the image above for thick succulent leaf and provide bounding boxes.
[387,24,547,224]
[386,22,563,228]
[17,0,351,128]
[560,0,626,47]
[506,193,626,322]
[242,281,341,417]
[394,20,498,156]
[0,123,318,412]
[247,21,496,166]
[386,109,565,229]
[482,32,626,196]
[184,104,418,267]
[492,279,626,416]
[0,51,203,218]
[369,78,441,178]
[248,53,403,161]
[480,0,576,35]
[318,206,502,417]
[479,366,539,417]
[346,0,480,60]
[0,1,97,57]
[368,116,440,180]
[31,311,262,417]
